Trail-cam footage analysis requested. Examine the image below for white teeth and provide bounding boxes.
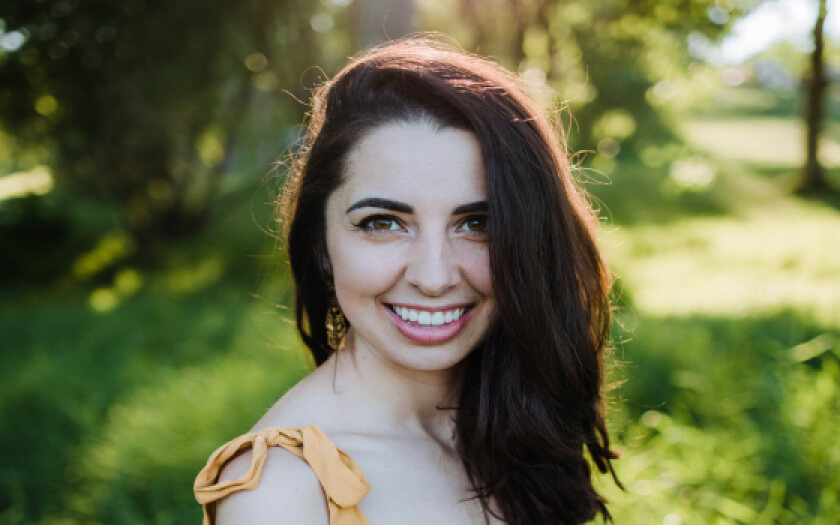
[391,306,468,326]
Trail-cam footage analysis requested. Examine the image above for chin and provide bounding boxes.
[394,346,475,373]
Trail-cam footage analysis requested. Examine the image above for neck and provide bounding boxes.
[328,331,464,445]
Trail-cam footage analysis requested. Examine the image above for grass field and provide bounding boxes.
[590,117,840,523]
[1,116,838,524]
[681,118,840,168]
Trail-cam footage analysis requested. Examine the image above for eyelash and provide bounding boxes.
[354,214,403,232]
[459,214,488,234]
[353,214,488,235]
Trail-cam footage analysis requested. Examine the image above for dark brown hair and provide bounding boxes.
[284,36,619,524]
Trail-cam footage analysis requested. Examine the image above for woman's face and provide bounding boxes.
[324,120,496,374]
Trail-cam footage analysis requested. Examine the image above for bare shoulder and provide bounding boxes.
[214,444,329,525]
[211,355,356,523]
[253,360,344,430]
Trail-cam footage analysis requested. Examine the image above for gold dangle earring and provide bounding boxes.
[325,282,347,351]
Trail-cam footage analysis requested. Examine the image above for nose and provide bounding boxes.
[404,231,459,296]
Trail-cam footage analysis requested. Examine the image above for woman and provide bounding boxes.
[194,37,619,525]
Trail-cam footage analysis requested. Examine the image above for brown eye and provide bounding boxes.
[461,215,488,233]
[359,215,402,232]
[372,218,396,230]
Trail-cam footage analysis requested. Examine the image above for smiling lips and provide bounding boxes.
[385,303,474,344]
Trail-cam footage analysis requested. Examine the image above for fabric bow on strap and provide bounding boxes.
[194,425,370,525]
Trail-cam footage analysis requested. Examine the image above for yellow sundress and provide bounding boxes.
[194,425,370,525]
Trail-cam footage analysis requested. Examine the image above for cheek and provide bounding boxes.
[458,244,493,296]
[328,240,404,306]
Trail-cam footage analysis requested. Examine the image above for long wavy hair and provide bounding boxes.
[283,36,620,524]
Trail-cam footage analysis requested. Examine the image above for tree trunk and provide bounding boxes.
[358,0,415,49]
[802,0,828,194]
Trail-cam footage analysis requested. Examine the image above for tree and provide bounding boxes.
[446,0,761,154]
[802,0,829,194]
[357,0,415,48]
[0,0,326,252]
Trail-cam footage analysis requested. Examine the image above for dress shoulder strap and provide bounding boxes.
[194,425,370,525]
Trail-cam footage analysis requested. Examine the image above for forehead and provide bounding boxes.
[336,121,486,206]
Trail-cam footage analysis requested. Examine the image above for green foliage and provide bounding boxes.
[584,111,840,523]
[429,0,765,154]
[0,275,308,523]
[2,1,838,523]
[0,0,327,242]
[0,193,75,282]
[601,339,840,524]
[2,113,838,523]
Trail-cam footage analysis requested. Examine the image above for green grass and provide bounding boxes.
[0,277,310,524]
[603,207,840,326]
[681,118,840,169]
[584,115,840,523]
[0,185,312,524]
[1,113,839,524]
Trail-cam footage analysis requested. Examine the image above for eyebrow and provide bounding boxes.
[346,198,412,214]
[453,200,488,215]
[345,198,488,216]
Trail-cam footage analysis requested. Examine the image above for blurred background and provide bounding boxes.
[1,0,838,523]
